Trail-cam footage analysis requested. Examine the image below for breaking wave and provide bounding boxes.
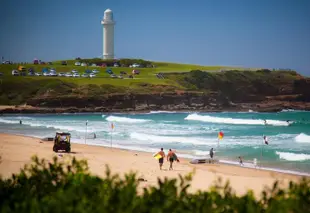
[276,151,310,161]
[295,133,310,143]
[105,116,151,123]
[184,114,290,126]
[130,132,217,145]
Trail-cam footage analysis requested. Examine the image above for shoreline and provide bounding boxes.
[0,133,306,197]
[2,132,310,178]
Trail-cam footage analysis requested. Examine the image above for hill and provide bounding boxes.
[0,59,309,113]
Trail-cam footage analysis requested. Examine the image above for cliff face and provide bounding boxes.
[1,70,310,113]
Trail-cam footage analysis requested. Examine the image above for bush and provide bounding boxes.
[0,156,309,212]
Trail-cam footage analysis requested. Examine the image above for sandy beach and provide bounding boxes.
[0,133,304,198]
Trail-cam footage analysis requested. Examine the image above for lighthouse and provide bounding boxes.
[101,9,115,59]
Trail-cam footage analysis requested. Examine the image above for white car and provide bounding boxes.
[73,73,80,77]
[65,73,73,77]
[43,72,50,76]
[72,70,78,73]
[81,73,89,77]
[92,69,99,73]
[75,62,81,66]
[49,71,57,76]
[35,72,42,76]
[12,70,19,76]
[91,63,97,67]
[81,63,87,66]
[58,72,65,77]
[89,73,96,78]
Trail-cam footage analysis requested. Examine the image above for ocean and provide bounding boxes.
[1,110,310,175]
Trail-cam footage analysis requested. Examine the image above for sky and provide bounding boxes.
[1,0,310,75]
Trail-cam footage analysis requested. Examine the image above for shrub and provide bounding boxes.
[0,156,309,213]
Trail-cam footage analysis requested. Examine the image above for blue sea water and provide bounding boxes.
[0,110,310,174]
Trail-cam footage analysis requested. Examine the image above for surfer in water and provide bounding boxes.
[157,148,165,170]
[263,119,267,125]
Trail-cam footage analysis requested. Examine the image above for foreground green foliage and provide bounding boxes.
[0,156,309,213]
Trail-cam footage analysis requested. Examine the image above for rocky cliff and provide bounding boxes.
[1,70,310,113]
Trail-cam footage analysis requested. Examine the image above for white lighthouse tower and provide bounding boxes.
[101,9,115,59]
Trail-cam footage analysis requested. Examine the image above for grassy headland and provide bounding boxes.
[0,58,309,112]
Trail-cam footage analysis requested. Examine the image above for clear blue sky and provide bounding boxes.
[1,0,309,75]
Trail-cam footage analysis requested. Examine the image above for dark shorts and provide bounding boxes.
[169,158,174,163]
[159,158,164,164]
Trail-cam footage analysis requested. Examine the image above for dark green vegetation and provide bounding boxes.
[0,156,309,212]
[1,58,308,106]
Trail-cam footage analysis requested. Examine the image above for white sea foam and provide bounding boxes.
[105,115,151,123]
[184,114,290,126]
[295,133,310,143]
[130,132,217,145]
[276,151,310,161]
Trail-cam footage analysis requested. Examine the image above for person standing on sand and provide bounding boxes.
[167,149,175,170]
[209,148,214,163]
[156,148,165,170]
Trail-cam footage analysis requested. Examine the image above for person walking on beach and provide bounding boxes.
[167,149,175,170]
[19,120,22,125]
[209,148,214,163]
[156,148,165,170]
[238,156,244,166]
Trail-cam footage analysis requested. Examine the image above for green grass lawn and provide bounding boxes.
[0,61,237,87]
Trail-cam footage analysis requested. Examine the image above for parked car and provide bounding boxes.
[28,72,35,76]
[73,73,80,77]
[75,62,81,66]
[12,70,19,76]
[43,72,50,76]
[81,62,87,66]
[35,72,42,76]
[85,69,92,74]
[61,61,67,65]
[110,74,117,78]
[114,63,119,67]
[130,63,140,68]
[65,73,73,77]
[58,72,66,77]
[89,73,96,78]
[91,63,97,67]
[81,73,89,78]
[71,70,78,73]
[118,75,123,79]
[92,69,99,73]
[120,71,127,75]
[106,69,113,74]
[3,60,12,64]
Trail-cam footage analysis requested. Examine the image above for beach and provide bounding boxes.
[0,133,303,198]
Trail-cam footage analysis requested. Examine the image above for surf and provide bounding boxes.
[105,115,151,123]
[276,151,310,161]
[184,113,291,126]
